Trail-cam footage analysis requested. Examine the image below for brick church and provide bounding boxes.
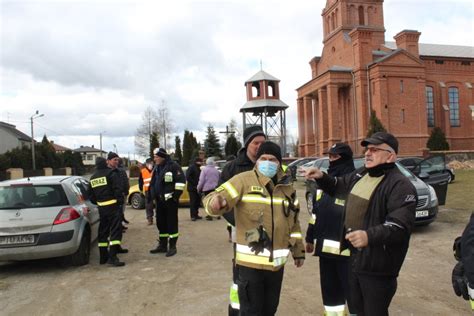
[296,0,474,156]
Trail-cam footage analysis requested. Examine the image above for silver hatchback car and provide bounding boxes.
[0,176,99,266]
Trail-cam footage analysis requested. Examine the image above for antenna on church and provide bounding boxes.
[260,60,263,70]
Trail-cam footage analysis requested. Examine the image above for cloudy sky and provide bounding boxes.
[1,0,473,159]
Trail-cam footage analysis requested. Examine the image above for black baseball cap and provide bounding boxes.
[361,132,399,154]
[324,143,353,158]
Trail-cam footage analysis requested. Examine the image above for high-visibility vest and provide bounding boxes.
[141,168,153,192]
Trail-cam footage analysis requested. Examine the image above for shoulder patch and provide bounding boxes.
[405,195,416,202]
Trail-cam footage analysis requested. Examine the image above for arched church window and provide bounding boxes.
[358,6,365,25]
[425,86,435,127]
[448,87,460,126]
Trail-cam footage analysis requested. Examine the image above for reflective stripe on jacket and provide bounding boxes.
[140,168,153,192]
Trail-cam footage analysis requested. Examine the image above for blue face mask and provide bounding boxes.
[257,160,279,178]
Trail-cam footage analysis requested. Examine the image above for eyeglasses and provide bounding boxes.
[364,147,393,154]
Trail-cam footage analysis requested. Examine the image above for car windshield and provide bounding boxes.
[0,185,69,209]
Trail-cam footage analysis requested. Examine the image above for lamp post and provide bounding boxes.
[99,131,106,157]
[30,110,44,170]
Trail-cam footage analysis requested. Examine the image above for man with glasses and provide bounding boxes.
[305,132,416,316]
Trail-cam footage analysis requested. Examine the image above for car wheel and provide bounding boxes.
[447,171,454,183]
[66,228,91,266]
[130,192,145,209]
[306,192,314,215]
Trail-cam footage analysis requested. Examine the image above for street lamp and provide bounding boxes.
[99,131,106,157]
[30,110,44,170]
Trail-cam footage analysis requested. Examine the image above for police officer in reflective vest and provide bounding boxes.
[205,141,305,315]
[88,157,126,267]
[139,158,154,225]
[149,148,186,257]
[305,143,355,316]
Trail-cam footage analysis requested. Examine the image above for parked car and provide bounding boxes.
[0,176,99,265]
[288,157,318,181]
[305,156,449,226]
[398,156,455,183]
[128,167,190,209]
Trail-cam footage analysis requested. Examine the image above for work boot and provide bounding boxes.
[107,256,125,267]
[117,245,128,254]
[99,247,109,265]
[147,218,153,225]
[107,245,125,266]
[205,215,213,221]
[150,237,168,254]
[166,238,177,257]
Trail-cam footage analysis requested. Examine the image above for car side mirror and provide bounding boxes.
[418,172,429,180]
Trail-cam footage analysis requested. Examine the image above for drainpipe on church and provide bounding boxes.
[366,63,372,119]
[351,71,358,152]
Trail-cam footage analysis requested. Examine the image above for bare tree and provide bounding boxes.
[134,106,160,157]
[157,100,173,150]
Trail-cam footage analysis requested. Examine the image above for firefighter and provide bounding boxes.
[88,157,126,267]
[149,147,186,257]
[204,141,305,315]
[139,158,155,225]
[305,143,355,316]
[452,212,474,311]
[219,125,266,315]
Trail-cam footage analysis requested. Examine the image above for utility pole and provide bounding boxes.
[30,110,44,170]
[99,131,106,157]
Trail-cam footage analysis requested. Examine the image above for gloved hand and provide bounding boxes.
[172,191,182,203]
[452,262,469,300]
[247,226,270,255]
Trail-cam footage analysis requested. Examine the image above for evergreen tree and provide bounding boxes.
[224,133,240,157]
[182,130,193,166]
[204,124,221,158]
[37,135,61,169]
[149,132,160,158]
[427,127,450,150]
[366,110,387,137]
[174,136,182,165]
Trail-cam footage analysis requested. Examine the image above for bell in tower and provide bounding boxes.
[240,69,289,154]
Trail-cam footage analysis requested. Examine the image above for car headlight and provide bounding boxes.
[428,185,438,204]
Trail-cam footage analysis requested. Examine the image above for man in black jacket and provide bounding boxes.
[185,157,203,221]
[305,143,355,315]
[149,148,186,257]
[305,132,416,316]
[219,125,266,316]
[88,157,126,267]
[452,212,474,311]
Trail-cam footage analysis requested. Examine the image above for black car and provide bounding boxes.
[305,156,449,226]
[398,156,455,183]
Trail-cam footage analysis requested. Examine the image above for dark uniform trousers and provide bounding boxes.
[156,198,179,239]
[348,264,397,316]
[319,256,351,309]
[237,265,284,316]
[98,204,123,256]
[188,190,201,218]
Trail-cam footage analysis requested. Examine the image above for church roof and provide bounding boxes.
[384,42,474,58]
[245,70,280,83]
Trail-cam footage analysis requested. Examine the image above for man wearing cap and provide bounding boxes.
[305,143,355,316]
[305,132,416,316]
[204,141,305,315]
[148,148,186,257]
[88,157,126,267]
[219,125,266,315]
[139,158,155,225]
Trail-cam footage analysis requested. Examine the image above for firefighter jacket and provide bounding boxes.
[139,167,153,193]
[149,157,186,202]
[305,158,355,259]
[316,163,416,277]
[204,167,305,272]
[89,163,124,207]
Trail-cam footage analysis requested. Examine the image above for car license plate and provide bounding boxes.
[416,210,429,218]
[0,235,35,246]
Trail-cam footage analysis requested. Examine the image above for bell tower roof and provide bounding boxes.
[245,70,280,84]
